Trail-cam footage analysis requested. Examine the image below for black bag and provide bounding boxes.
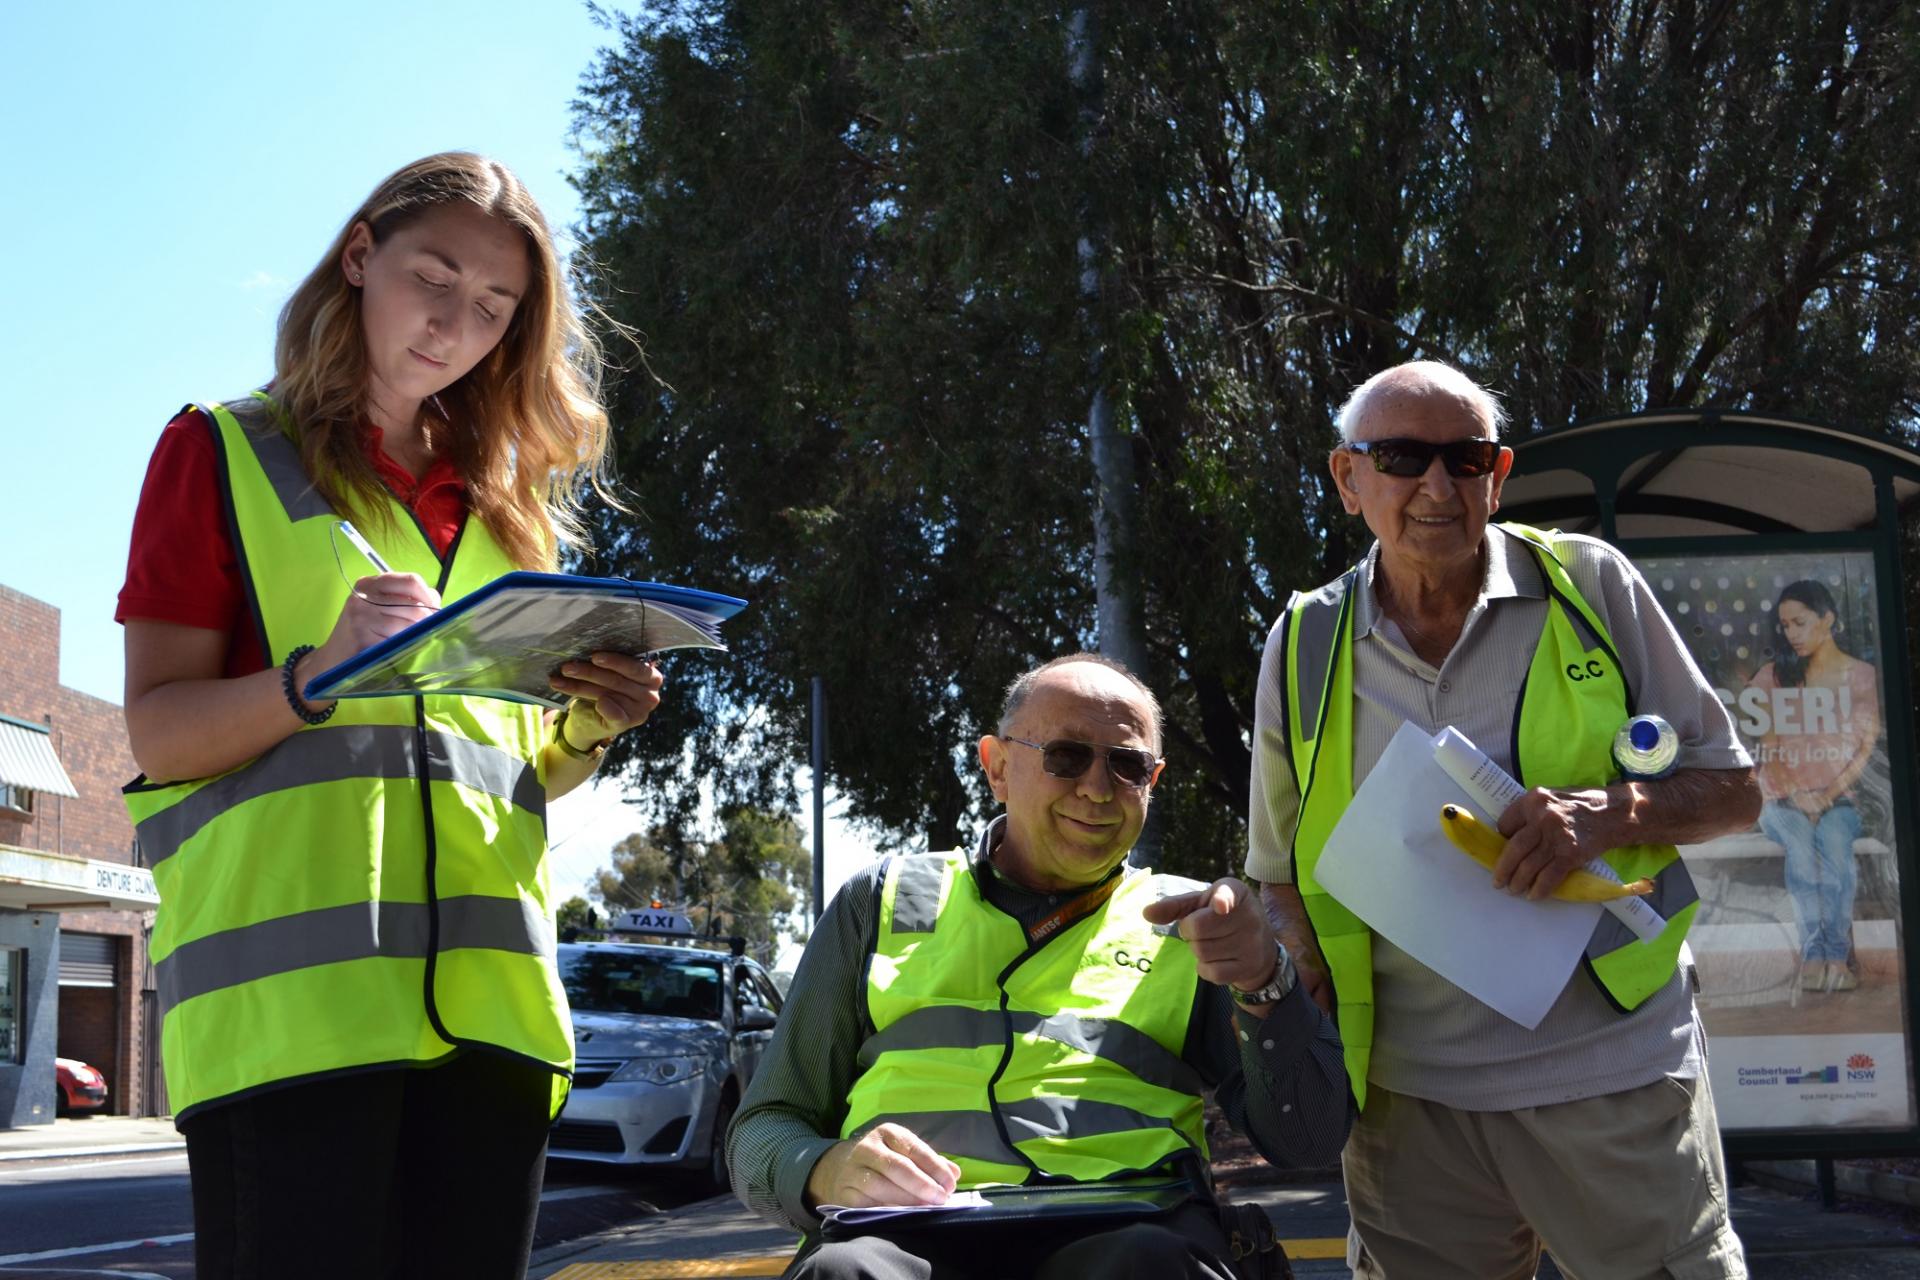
[1216,1198,1294,1280]
[819,1177,1292,1279]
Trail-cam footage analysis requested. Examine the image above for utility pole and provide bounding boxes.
[810,676,827,923]
[1069,2,1156,866]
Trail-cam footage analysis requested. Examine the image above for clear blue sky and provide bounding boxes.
[0,0,873,908]
[2,0,606,704]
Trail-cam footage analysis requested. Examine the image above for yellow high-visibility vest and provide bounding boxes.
[1279,523,1698,1108]
[124,393,570,1119]
[843,850,1209,1186]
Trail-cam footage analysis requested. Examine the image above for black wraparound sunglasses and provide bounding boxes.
[1002,736,1165,790]
[1345,437,1502,478]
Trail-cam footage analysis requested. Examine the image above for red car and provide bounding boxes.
[55,1058,108,1115]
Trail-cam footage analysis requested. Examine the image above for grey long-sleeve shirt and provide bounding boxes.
[728,820,1352,1233]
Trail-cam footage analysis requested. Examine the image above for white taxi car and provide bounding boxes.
[547,913,782,1188]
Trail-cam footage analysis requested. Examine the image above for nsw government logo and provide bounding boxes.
[1847,1053,1877,1083]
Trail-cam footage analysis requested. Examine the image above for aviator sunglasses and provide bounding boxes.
[1345,437,1502,478]
[1002,736,1165,790]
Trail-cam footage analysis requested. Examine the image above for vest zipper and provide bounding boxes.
[417,548,462,1049]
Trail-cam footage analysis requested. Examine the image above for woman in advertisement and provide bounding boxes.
[1746,580,1883,993]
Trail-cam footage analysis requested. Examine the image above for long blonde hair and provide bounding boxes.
[275,152,617,570]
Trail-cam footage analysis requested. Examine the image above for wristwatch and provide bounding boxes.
[1229,941,1297,1007]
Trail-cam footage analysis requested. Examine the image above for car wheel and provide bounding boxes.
[706,1090,737,1193]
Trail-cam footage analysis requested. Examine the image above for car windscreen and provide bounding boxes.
[559,947,726,1021]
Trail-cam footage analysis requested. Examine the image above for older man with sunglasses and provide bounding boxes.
[1247,361,1759,1278]
[731,653,1349,1279]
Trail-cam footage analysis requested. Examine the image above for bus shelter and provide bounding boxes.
[1500,410,1920,1161]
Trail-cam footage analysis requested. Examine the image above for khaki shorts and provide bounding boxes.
[1344,1073,1746,1279]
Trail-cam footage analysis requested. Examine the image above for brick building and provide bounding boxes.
[0,584,161,1128]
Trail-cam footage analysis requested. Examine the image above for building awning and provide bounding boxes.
[0,717,80,799]
[0,845,158,911]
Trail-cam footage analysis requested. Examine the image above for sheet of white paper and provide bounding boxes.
[1310,722,1602,1028]
[819,1190,991,1226]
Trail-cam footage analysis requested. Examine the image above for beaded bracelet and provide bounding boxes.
[282,645,337,726]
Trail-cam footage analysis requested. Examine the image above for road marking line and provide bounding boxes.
[0,1233,193,1266]
[540,1184,656,1206]
[0,1142,185,1163]
[0,1153,188,1177]
[1286,1236,1348,1258]
[547,1261,789,1279]
[0,1269,171,1279]
[543,1239,1350,1278]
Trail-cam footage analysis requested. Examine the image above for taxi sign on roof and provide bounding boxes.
[610,909,695,937]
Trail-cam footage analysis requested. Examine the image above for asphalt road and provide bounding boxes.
[7,1150,1920,1279]
[0,1150,705,1278]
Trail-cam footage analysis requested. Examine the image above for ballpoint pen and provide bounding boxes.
[336,521,395,575]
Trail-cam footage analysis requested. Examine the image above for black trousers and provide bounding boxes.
[180,1049,556,1280]
[788,1203,1239,1280]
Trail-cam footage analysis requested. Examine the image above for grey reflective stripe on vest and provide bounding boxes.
[1585,861,1702,958]
[222,399,337,524]
[857,1005,1204,1099]
[850,1110,1022,1168]
[999,1094,1183,1147]
[853,1095,1184,1164]
[889,854,948,934]
[136,725,544,868]
[1287,578,1350,745]
[156,894,554,1012]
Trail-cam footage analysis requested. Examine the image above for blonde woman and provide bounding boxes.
[117,153,655,1279]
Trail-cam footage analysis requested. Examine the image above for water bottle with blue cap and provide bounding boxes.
[1613,714,1679,781]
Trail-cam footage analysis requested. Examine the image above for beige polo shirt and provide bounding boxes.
[1246,525,1752,1110]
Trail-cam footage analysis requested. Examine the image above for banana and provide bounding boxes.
[1437,804,1654,901]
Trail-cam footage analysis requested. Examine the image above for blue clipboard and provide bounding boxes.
[304,571,747,709]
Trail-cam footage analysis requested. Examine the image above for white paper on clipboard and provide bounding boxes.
[1309,722,1601,1028]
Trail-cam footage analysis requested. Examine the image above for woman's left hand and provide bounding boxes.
[550,653,666,745]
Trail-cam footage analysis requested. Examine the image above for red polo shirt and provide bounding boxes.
[117,408,467,678]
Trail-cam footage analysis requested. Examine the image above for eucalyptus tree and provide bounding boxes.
[571,0,1920,877]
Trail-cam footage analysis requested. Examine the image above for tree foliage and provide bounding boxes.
[570,0,1920,877]
[556,895,599,937]
[593,807,810,962]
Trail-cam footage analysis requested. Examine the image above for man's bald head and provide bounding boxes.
[997,653,1162,754]
[1336,360,1506,444]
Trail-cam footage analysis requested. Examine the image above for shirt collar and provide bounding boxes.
[974,814,1009,866]
[1351,522,1542,639]
[359,422,464,498]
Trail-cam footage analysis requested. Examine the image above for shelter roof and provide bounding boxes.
[1498,410,1920,539]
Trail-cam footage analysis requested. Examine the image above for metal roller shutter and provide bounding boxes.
[59,932,116,988]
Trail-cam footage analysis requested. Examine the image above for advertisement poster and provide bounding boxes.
[1637,550,1913,1131]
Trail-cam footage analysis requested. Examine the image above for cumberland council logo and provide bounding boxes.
[1847,1053,1877,1082]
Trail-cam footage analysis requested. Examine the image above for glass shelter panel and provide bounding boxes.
[0,948,20,1064]
[1637,549,1913,1131]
